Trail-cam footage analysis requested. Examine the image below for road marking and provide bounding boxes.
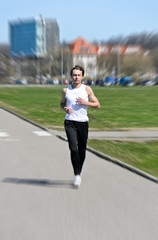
[0,131,19,141]
[33,131,52,136]
[0,132,9,137]
[0,138,20,142]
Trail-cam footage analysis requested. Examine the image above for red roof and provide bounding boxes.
[69,37,98,55]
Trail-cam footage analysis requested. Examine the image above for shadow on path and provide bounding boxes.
[2,177,74,189]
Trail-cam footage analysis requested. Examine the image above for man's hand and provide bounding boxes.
[64,106,72,114]
[77,97,87,106]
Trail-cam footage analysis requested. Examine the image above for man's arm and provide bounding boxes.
[60,88,72,114]
[60,88,67,110]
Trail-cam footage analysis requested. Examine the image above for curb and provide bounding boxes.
[1,106,158,184]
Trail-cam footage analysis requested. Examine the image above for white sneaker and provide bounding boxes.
[73,175,81,187]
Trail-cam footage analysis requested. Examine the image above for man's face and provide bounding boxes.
[71,69,83,84]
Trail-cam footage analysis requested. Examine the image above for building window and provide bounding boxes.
[79,47,84,54]
[85,47,90,54]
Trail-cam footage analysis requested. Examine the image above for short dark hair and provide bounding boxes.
[70,65,84,77]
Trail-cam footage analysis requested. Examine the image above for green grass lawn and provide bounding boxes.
[0,85,158,129]
[0,85,158,178]
[87,139,158,178]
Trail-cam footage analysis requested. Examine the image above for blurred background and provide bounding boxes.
[1,0,158,86]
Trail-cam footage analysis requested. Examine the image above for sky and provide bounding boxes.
[0,0,158,44]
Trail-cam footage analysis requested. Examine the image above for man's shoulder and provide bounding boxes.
[85,85,92,93]
[63,85,72,93]
[62,87,67,94]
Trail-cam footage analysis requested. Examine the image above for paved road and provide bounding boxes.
[0,108,158,240]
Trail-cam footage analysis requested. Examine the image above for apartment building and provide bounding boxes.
[9,16,46,58]
[9,16,59,58]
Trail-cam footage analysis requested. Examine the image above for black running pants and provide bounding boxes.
[64,120,89,175]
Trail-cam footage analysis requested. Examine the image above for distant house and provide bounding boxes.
[69,37,98,77]
[69,37,143,77]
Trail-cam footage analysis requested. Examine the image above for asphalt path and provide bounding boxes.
[0,108,158,240]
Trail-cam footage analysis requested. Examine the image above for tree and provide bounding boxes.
[97,53,121,78]
[121,55,152,77]
[150,47,158,73]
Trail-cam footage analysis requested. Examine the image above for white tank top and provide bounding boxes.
[65,84,89,122]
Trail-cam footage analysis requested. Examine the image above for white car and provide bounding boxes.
[145,80,155,86]
[52,78,59,84]
[127,82,135,87]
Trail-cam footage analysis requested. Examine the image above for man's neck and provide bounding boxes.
[71,82,82,89]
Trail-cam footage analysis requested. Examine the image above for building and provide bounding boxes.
[9,16,46,58]
[69,37,143,77]
[69,37,98,77]
[45,19,59,52]
[9,16,60,58]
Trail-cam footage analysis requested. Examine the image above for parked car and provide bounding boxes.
[104,77,116,86]
[46,79,53,84]
[99,79,106,86]
[153,80,158,85]
[95,79,101,86]
[141,79,151,86]
[141,77,158,86]
[127,81,135,87]
[64,79,69,85]
[119,76,133,86]
[145,80,155,86]
[86,79,93,85]
[15,79,28,84]
[52,78,59,85]
[46,78,59,85]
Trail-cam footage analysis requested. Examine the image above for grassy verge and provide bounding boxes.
[88,139,158,178]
